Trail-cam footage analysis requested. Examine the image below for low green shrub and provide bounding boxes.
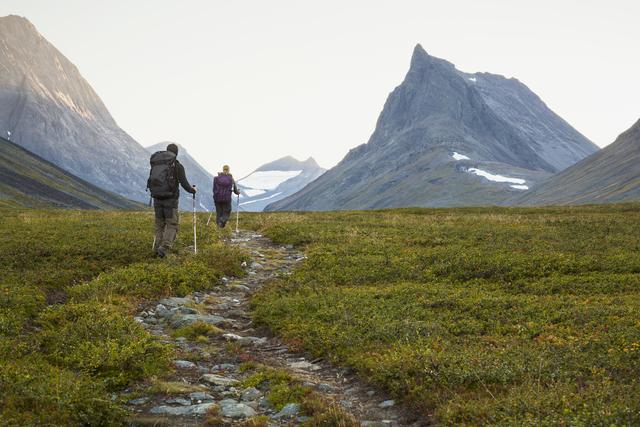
[37,301,171,389]
[247,205,640,425]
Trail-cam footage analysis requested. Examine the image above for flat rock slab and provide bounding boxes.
[378,400,395,409]
[272,402,300,419]
[223,333,267,346]
[201,374,240,387]
[218,399,257,418]
[190,391,214,402]
[174,360,196,369]
[159,297,191,307]
[149,402,216,416]
[290,360,321,371]
[171,314,229,328]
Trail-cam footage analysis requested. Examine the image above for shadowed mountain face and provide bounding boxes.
[0,15,150,202]
[0,136,141,209]
[266,45,598,211]
[237,156,325,212]
[146,142,214,211]
[515,118,640,205]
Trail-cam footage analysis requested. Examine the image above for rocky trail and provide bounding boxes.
[127,230,419,426]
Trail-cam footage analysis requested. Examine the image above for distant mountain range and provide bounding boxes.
[2,16,636,211]
[267,44,599,211]
[0,136,141,209]
[515,118,640,205]
[146,142,214,211]
[0,15,151,203]
[238,156,325,212]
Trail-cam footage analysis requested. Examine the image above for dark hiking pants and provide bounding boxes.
[214,201,232,228]
[154,205,179,250]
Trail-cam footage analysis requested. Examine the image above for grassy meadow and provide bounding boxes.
[244,205,640,426]
[0,208,247,425]
[2,204,640,426]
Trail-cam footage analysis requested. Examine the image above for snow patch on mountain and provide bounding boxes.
[239,170,302,191]
[240,192,283,206]
[467,168,526,185]
[452,152,471,161]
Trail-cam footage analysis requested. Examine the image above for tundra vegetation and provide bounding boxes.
[2,204,640,426]
[245,205,640,426]
[0,208,246,425]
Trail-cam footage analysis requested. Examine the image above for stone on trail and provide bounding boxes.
[159,297,191,307]
[166,397,191,406]
[127,397,149,405]
[149,402,216,415]
[201,373,239,387]
[174,360,196,369]
[289,360,320,371]
[175,306,198,315]
[171,314,229,329]
[272,402,300,419]
[189,391,214,402]
[155,304,171,318]
[241,387,262,401]
[218,399,257,418]
[222,333,267,346]
[229,284,251,292]
[250,261,264,269]
[378,399,396,409]
[317,383,332,392]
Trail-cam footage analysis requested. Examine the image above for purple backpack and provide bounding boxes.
[213,174,233,202]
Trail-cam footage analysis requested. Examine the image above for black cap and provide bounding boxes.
[167,143,178,155]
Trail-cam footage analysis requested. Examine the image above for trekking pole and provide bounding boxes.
[192,186,197,254]
[235,193,240,233]
[206,207,213,226]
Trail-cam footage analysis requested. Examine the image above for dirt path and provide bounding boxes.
[128,230,420,426]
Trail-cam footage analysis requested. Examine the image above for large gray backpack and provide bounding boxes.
[147,151,177,199]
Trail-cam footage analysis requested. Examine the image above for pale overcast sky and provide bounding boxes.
[1,0,639,177]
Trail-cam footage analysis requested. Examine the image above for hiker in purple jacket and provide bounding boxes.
[213,165,240,228]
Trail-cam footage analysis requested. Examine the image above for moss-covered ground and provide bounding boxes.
[244,204,640,426]
[0,208,246,425]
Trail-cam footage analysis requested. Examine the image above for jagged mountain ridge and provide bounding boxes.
[266,45,598,211]
[0,15,150,202]
[515,118,640,205]
[146,142,214,211]
[0,136,141,209]
[237,156,326,212]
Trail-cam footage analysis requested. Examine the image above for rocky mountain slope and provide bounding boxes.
[146,142,215,211]
[0,15,150,202]
[238,156,325,212]
[515,118,640,205]
[0,136,141,209]
[266,45,598,211]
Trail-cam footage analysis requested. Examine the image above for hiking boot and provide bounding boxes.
[157,246,167,258]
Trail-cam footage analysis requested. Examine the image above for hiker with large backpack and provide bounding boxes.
[213,165,240,228]
[147,143,196,257]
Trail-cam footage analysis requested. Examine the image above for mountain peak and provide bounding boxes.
[256,155,322,172]
[410,43,429,65]
[303,157,320,168]
[0,15,38,34]
[408,44,455,73]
